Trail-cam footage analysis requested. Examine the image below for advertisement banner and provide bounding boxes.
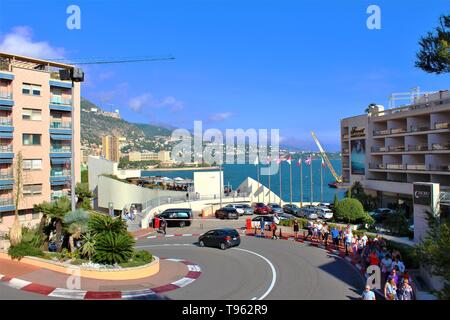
[351,139,366,175]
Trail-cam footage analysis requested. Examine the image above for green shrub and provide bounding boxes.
[119,250,153,268]
[385,240,420,269]
[93,231,135,265]
[20,226,45,249]
[8,242,44,260]
[88,213,127,236]
[335,198,367,223]
[383,212,410,236]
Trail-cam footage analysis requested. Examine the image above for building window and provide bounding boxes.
[22,83,41,96]
[23,134,41,146]
[32,212,40,220]
[23,159,42,171]
[22,108,42,121]
[23,184,42,197]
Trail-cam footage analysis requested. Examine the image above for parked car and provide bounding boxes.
[251,215,274,229]
[301,208,318,220]
[283,204,301,216]
[241,204,254,215]
[225,204,245,216]
[253,202,270,215]
[198,228,241,250]
[267,203,283,215]
[318,202,331,209]
[316,207,333,220]
[278,213,295,223]
[153,208,193,228]
[215,207,239,220]
[369,208,395,221]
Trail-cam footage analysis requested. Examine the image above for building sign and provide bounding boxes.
[351,126,366,138]
[413,184,433,206]
[351,139,366,175]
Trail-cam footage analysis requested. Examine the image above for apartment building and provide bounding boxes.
[341,90,450,212]
[101,135,120,162]
[128,150,172,163]
[0,52,81,232]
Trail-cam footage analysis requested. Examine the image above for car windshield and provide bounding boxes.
[256,203,264,207]
[271,204,280,208]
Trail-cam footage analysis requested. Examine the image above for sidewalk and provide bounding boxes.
[0,256,201,299]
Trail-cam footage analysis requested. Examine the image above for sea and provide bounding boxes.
[142,159,344,203]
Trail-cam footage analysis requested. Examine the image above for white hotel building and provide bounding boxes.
[340,90,450,218]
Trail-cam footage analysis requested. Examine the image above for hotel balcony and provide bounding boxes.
[49,92,72,112]
[0,197,14,212]
[0,169,13,180]
[369,163,450,174]
[371,143,450,154]
[0,117,13,133]
[373,122,450,138]
[342,148,349,155]
[0,144,13,159]
[370,96,450,117]
[50,145,71,158]
[342,134,349,140]
[51,190,70,201]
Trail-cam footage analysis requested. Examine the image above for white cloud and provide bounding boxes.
[0,26,65,59]
[128,93,184,113]
[208,112,233,122]
[128,93,152,112]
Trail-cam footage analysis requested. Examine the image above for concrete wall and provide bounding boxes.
[97,175,186,211]
[193,171,223,197]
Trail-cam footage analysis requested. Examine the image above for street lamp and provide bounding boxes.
[59,67,84,212]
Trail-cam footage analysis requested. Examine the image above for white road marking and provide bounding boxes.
[182,234,192,237]
[231,248,277,301]
[172,277,195,287]
[48,288,87,299]
[8,278,31,290]
[187,265,201,272]
[166,258,184,262]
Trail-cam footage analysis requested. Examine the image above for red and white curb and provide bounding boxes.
[146,233,201,239]
[0,258,201,300]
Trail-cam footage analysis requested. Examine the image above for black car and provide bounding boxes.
[215,207,239,220]
[198,228,241,250]
[283,204,301,216]
[153,208,193,228]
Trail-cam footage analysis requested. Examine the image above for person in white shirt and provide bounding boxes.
[361,234,368,247]
[381,254,393,279]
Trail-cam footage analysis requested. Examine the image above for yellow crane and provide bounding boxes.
[311,131,342,183]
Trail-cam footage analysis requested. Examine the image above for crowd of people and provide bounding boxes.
[302,221,415,300]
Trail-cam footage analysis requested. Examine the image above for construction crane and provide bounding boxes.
[46,55,175,65]
[311,131,342,184]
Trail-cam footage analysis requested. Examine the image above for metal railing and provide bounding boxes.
[374,122,450,137]
[370,163,450,172]
[0,198,13,206]
[50,96,72,106]
[0,171,13,179]
[0,117,12,126]
[50,169,71,177]
[371,98,450,117]
[432,143,450,151]
[50,146,71,153]
[0,145,12,152]
[0,92,12,100]
[50,121,71,129]
[51,191,69,201]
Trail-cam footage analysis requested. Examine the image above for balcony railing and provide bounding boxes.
[0,171,13,179]
[374,122,450,137]
[50,121,72,129]
[0,198,13,206]
[0,117,12,126]
[371,98,450,117]
[50,96,72,106]
[407,144,428,151]
[0,145,12,152]
[342,148,349,154]
[0,92,12,100]
[342,134,349,140]
[369,163,450,172]
[51,191,69,201]
[50,169,71,177]
[432,143,450,151]
[50,146,71,153]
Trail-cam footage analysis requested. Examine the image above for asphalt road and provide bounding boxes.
[0,220,364,300]
[135,233,364,300]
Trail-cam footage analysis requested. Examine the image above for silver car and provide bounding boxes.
[267,203,284,215]
[301,208,318,220]
[241,204,254,215]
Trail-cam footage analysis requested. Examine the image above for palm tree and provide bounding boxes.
[33,201,53,235]
[48,196,71,252]
[63,209,89,253]
[9,152,23,246]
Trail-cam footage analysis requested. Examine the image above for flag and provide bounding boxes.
[305,156,312,165]
[285,156,292,165]
[296,158,302,167]
[321,157,326,167]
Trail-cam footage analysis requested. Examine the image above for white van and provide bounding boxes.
[316,207,333,220]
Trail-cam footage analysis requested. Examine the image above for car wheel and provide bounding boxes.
[179,221,186,228]
[199,240,205,247]
[220,242,227,250]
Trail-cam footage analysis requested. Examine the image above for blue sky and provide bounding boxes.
[0,0,449,151]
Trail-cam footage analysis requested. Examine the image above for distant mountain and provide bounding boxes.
[80,98,172,148]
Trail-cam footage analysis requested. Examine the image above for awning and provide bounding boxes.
[49,80,72,89]
[0,132,13,139]
[0,159,12,164]
[0,106,12,111]
[0,72,14,80]
[0,184,13,190]
[50,180,69,186]
[51,158,71,165]
[50,134,72,140]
